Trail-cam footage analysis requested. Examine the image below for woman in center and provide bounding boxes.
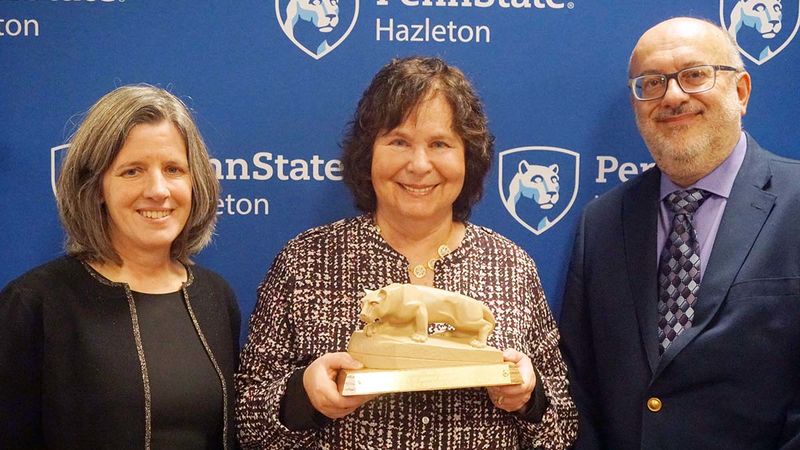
[236,56,577,449]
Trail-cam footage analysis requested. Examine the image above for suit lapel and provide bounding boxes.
[623,169,661,374]
[654,135,776,377]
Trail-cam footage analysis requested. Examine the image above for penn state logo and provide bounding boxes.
[721,0,800,65]
[50,144,69,196]
[276,0,358,59]
[498,146,579,236]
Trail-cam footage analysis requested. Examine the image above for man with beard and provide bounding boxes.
[559,17,800,450]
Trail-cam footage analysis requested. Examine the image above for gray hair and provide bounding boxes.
[57,84,219,265]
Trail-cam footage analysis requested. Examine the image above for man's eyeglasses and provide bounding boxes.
[629,65,740,101]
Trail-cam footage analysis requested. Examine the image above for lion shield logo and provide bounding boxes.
[498,146,579,236]
[721,0,800,65]
[276,0,359,59]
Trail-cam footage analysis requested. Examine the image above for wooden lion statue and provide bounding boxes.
[358,283,495,348]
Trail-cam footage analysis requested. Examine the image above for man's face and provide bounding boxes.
[629,19,751,186]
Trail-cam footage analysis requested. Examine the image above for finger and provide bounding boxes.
[489,381,529,399]
[324,405,357,419]
[337,394,373,409]
[323,389,376,411]
[490,394,527,412]
[501,391,532,404]
[493,392,531,412]
[317,396,357,418]
[487,388,510,407]
[494,386,527,399]
[503,351,536,389]
[322,393,377,418]
[502,400,529,413]
[487,387,510,403]
[487,390,504,406]
[502,348,524,364]
[325,352,365,371]
[354,393,380,405]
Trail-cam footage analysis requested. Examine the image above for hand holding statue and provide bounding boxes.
[303,352,376,419]
[487,349,537,413]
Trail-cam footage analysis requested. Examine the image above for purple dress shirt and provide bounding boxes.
[657,131,748,280]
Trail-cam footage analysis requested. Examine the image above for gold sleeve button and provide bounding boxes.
[647,397,662,412]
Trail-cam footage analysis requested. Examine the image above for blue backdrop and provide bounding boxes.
[2,0,798,343]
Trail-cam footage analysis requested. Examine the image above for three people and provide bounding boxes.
[560,17,800,449]
[236,56,577,449]
[0,85,240,449]
[4,17,797,450]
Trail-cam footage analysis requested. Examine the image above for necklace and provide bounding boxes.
[409,244,451,279]
[374,223,452,279]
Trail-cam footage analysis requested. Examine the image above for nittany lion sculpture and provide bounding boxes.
[359,283,495,348]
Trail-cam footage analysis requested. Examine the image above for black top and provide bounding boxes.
[0,256,241,450]
[134,291,223,450]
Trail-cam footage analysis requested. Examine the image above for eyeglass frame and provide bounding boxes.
[628,65,741,101]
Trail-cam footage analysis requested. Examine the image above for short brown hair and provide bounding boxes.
[341,56,494,222]
[57,84,219,265]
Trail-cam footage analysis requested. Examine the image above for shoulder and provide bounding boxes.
[764,148,800,177]
[189,264,232,291]
[467,223,523,251]
[766,157,800,205]
[744,135,800,194]
[0,256,88,313]
[746,135,799,165]
[281,215,368,256]
[2,256,86,295]
[768,154,800,189]
[259,215,369,285]
[582,165,659,218]
[466,223,535,266]
[187,265,238,306]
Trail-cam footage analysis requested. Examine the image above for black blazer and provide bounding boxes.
[560,134,800,449]
[0,256,241,450]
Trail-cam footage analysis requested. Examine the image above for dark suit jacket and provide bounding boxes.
[560,134,800,450]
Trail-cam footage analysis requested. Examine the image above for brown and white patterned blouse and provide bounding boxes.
[236,215,577,449]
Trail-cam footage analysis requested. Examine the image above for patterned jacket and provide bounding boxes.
[236,215,577,449]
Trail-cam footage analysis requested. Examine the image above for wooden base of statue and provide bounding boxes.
[337,363,522,396]
[338,331,522,396]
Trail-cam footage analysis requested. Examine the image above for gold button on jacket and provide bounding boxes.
[647,397,662,412]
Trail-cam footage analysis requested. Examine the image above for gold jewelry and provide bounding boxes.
[408,243,450,279]
[411,264,427,278]
[373,222,452,279]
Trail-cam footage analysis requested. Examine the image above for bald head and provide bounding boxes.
[629,17,744,77]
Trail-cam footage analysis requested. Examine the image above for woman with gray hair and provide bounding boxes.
[0,85,240,450]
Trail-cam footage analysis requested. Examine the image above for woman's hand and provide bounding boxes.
[486,348,537,413]
[303,352,376,419]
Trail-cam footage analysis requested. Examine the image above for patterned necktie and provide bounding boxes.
[658,188,709,354]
